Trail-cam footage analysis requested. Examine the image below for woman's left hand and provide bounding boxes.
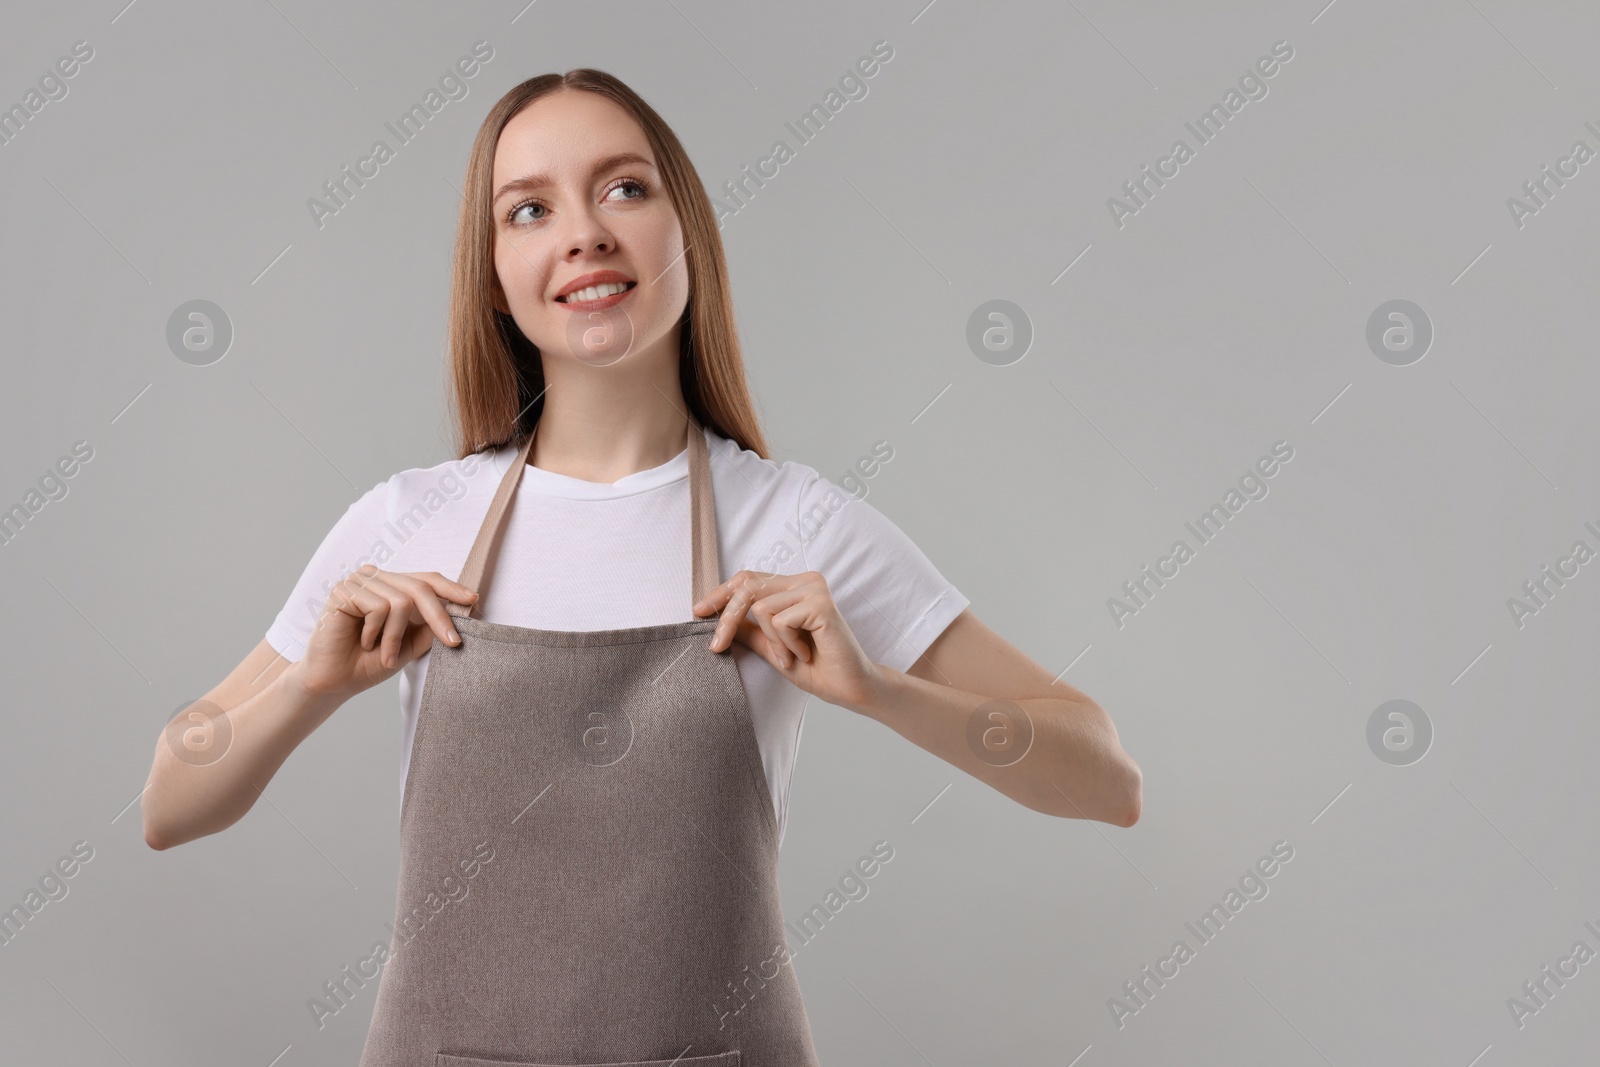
[693,570,881,711]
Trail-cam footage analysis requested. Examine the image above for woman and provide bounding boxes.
[143,69,1141,1065]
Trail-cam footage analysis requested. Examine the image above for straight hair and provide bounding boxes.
[445,69,770,460]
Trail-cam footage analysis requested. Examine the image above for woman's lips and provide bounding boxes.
[556,282,636,311]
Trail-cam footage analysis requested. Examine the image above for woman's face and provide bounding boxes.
[488,90,689,368]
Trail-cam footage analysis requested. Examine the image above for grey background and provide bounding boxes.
[2,0,1597,1063]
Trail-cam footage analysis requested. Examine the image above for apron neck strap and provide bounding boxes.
[449,414,720,620]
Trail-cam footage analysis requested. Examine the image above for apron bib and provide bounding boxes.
[358,414,821,1066]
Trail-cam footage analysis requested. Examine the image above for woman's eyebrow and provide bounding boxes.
[492,152,655,204]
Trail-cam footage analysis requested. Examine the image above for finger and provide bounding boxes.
[713,573,782,652]
[346,572,412,666]
[342,565,393,651]
[747,586,812,667]
[719,572,800,654]
[710,583,754,652]
[750,574,823,663]
[384,573,463,648]
[693,578,733,617]
[377,588,417,669]
[417,570,481,606]
[325,568,372,622]
[405,619,439,663]
[333,574,393,652]
[747,600,790,668]
[696,568,783,618]
[771,602,820,662]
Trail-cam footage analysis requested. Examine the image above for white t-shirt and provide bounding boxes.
[265,424,969,847]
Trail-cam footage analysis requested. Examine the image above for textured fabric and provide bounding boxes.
[442,417,718,620]
[358,417,821,1065]
[263,423,969,845]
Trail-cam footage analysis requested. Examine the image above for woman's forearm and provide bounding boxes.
[850,665,1142,826]
[142,662,346,850]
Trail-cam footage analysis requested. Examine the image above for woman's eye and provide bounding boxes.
[607,179,647,202]
[507,201,546,226]
[505,180,646,226]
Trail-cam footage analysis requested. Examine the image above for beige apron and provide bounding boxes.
[358,415,822,1067]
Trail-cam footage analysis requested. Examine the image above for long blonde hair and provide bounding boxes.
[445,69,769,460]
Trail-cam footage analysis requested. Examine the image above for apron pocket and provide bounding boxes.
[437,1052,739,1067]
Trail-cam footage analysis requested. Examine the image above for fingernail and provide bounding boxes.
[449,631,460,644]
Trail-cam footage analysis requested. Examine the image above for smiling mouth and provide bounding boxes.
[556,281,638,304]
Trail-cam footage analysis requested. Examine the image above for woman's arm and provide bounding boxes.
[697,570,1141,828]
[143,567,476,850]
[142,639,345,850]
[864,609,1142,827]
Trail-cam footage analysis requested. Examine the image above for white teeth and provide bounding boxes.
[559,281,633,303]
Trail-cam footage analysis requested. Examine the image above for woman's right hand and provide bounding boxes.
[294,566,479,701]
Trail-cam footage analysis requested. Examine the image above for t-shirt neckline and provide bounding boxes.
[489,426,701,501]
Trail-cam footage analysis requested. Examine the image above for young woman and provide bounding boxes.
[143,69,1140,1066]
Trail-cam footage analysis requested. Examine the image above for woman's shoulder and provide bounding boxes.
[706,427,890,515]
[705,427,825,504]
[707,429,968,671]
[705,428,910,568]
[359,443,508,524]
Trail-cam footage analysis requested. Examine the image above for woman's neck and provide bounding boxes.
[528,381,692,484]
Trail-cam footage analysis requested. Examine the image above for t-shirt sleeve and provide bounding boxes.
[791,471,969,675]
[264,480,393,662]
